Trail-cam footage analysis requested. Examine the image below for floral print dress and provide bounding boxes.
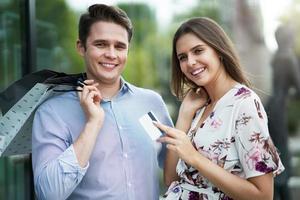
[162,84,284,200]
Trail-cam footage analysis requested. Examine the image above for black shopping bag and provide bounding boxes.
[0,69,86,156]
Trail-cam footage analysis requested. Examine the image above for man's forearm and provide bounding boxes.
[35,146,88,200]
[73,119,102,167]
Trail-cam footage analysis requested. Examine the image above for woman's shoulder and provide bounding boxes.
[231,84,262,105]
[231,84,267,121]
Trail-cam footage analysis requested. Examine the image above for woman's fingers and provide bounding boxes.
[157,136,178,145]
[153,122,182,138]
[154,122,172,134]
[166,144,177,151]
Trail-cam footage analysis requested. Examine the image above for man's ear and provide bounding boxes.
[76,40,85,56]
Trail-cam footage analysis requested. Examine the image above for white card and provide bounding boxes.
[139,111,163,140]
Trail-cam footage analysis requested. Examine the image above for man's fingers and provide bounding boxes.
[86,91,100,103]
[81,85,89,100]
[79,84,102,103]
[83,79,94,85]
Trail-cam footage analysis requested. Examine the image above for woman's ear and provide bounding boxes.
[76,40,85,56]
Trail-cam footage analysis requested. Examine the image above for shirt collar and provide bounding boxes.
[120,77,134,94]
[100,77,134,102]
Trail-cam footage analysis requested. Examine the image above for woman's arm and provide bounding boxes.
[163,89,208,186]
[191,151,273,200]
[156,124,274,200]
[163,107,191,186]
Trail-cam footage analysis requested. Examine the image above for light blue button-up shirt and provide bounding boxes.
[32,79,173,200]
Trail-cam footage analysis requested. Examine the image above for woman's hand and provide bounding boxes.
[180,87,208,118]
[77,79,104,126]
[155,122,199,166]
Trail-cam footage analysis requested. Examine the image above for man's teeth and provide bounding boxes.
[102,63,116,68]
[191,68,204,76]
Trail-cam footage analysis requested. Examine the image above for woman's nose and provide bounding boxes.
[187,56,196,66]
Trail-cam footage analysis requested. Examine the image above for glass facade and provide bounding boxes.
[0,0,33,199]
[0,0,22,91]
[0,0,82,199]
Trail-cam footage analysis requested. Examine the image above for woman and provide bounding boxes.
[155,17,284,200]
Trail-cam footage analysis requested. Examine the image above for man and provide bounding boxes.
[32,4,173,200]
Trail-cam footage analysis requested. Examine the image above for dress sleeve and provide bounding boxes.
[234,93,285,179]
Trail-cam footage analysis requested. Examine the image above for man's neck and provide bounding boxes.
[86,74,122,100]
[97,80,122,100]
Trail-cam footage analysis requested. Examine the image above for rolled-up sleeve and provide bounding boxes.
[32,103,88,200]
[35,145,88,200]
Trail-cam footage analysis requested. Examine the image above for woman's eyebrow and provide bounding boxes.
[177,44,206,57]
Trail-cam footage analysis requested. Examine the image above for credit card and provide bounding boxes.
[139,111,163,140]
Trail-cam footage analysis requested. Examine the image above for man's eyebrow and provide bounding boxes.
[92,39,127,47]
[115,41,128,47]
[93,39,107,43]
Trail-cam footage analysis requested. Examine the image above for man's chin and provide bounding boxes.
[95,76,121,84]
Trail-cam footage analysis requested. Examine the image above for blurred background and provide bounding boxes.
[0,0,299,199]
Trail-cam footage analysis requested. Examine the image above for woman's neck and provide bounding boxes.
[205,73,237,103]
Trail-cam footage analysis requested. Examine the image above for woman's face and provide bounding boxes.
[176,33,224,87]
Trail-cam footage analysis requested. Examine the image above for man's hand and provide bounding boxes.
[77,79,104,126]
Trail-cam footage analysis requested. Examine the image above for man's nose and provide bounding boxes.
[104,47,117,59]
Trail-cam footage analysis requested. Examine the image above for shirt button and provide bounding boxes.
[119,126,123,130]
[127,182,132,187]
[123,153,128,158]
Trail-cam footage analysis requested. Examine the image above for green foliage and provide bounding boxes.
[118,3,156,44]
[175,0,221,23]
[36,0,83,73]
[171,0,233,43]
[117,3,159,88]
[124,46,156,87]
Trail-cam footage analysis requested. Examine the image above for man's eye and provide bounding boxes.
[95,43,105,47]
[115,45,127,50]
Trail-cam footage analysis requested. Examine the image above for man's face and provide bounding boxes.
[77,21,129,86]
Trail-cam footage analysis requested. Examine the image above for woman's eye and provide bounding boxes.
[178,56,187,62]
[194,49,203,54]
